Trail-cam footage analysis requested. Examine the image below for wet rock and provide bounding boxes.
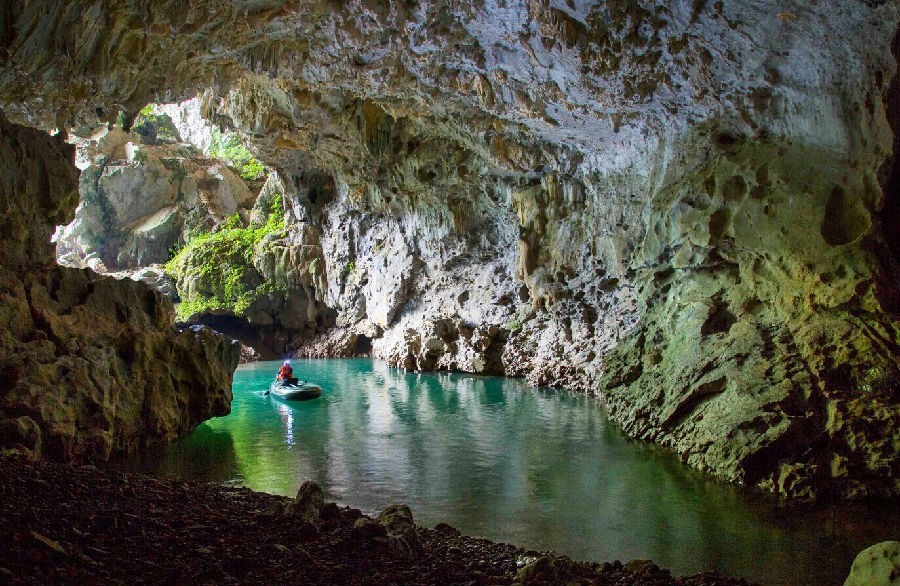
[351,517,388,541]
[239,343,261,363]
[341,507,364,524]
[377,504,424,559]
[291,481,324,524]
[844,541,900,586]
[514,555,576,586]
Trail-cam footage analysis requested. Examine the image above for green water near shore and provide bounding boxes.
[127,358,898,585]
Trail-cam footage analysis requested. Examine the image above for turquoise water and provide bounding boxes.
[127,358,898,585]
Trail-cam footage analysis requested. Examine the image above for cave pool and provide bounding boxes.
[125,358,899,585]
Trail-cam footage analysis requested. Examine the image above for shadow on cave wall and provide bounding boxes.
[881,26,900,277]
[187,314,279,361]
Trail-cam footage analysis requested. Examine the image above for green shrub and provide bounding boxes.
[222,212,243,230]
[165,203,286,321]
[240,158,265,180]
[208,130,266,181]
[132,104,180,143]
[167,240,183,261]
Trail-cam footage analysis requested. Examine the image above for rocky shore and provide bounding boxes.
[0,455,754,586]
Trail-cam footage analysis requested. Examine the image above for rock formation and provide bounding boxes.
[0,113,239,461]
[1,0,898,499]
[844,541,900,586]
[55,115,255,275]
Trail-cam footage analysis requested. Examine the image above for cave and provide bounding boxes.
[355,334,373,356]
[1,1,899,584]
[191,314,279,360]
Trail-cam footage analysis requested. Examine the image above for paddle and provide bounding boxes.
[265,377,277,396]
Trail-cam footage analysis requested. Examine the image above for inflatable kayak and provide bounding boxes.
[268,380,322,401]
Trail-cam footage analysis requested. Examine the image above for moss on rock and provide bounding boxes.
[165,207,287,321]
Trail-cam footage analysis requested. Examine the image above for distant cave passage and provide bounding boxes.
[190,314,277,360]
[355,335,373,355]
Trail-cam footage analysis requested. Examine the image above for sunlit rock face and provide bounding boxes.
[0,114,239,461]
[55,123,255,274]
[2,0,899,498]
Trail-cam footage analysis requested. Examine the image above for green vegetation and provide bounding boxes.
[165,205,286,321]
[208,130,266,180]
[222,212,244,230]
[132,104,181,143]
[167,239,184,261]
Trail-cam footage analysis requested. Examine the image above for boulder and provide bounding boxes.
[376,504,424,559]
[292,481,324,524]
[514,556,576,586]
[351,517,387,541]
[844,542,900,586]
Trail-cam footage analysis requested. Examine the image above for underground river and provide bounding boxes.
[125,359,899,585]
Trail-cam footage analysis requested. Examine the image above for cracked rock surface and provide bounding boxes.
[0,113,239,461]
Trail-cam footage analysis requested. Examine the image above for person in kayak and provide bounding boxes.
[277,360,298,386]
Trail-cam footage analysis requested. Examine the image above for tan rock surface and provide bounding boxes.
[0,113,239,461]
[844,541,900,586]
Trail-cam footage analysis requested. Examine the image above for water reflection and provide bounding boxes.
[123,358,899,586]
[276,402,295,446]
[136,424,240,486]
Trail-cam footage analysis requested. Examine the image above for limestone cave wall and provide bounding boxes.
[0,113,239,462]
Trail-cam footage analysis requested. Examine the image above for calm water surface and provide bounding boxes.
[126,359,898,585]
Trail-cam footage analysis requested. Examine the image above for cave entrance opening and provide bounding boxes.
[355,334,373,355]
